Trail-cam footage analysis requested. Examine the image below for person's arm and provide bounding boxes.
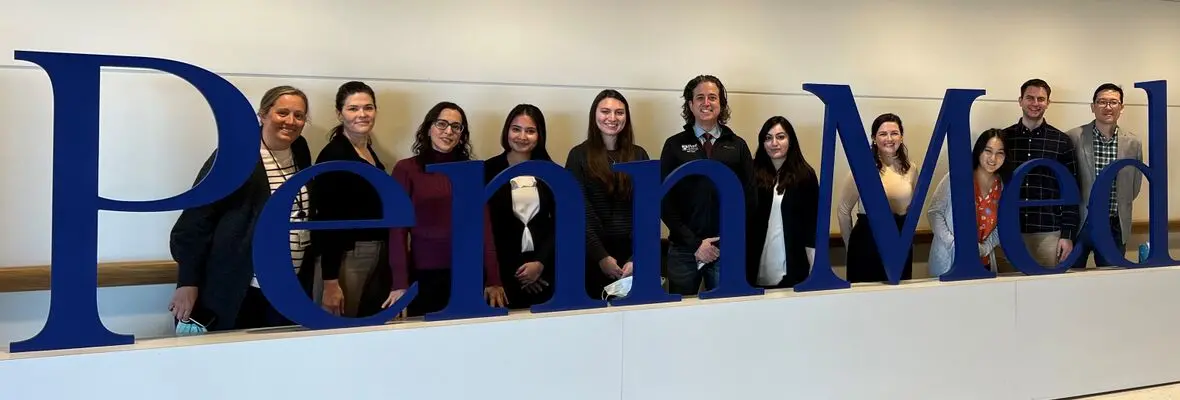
[535,182,557,271]
[1059,135,1082,242]
[564,147,611,264]
[388,162,413,291]
[926,175,955,248]
[836,176,859,247]
[169,151,226,288]
[482,204,503,288]
[802,173,820,268]
[659,139,700,246]
[1133,138,1144,199]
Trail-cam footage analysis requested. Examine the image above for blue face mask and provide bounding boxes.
[175,319,208,336]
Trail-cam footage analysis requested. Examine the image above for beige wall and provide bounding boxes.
[2,0,1180,266]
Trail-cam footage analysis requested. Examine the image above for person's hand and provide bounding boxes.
[381,289,408,319]
[515,261,544,285]
[621,261,634,277]
[168,286,198,321]
[522,279,549,294]
[599,256,623,279]
[485,286,508,308]
[1057,239,1074,263]
[695,237,720,263]
[321,279,344,316]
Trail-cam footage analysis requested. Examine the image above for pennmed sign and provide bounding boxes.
[8,50,1172,353]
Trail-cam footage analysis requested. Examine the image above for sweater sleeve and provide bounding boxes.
[564,147,611,264]
[482,205,503,287]
[659,139,700,247]
[388,161,412,291]
[169,152,224,288]
[836,176,859,248]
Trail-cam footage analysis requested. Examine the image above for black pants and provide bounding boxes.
[406,269,452,317]
[585,236,633,299]
[235,287,292,329]
[1072,215,1126,269]
[846,213,913,283]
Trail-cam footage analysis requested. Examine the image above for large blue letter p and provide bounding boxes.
[10,51,259,352]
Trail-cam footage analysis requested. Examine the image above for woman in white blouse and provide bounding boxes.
[745,116,820,289]
[837,113,918,283]
[484,104,557,308]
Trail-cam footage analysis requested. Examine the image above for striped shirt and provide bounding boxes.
[563,143,651,263]
[252,144,311,288]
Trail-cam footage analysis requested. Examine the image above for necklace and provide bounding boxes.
[261,140,307,220]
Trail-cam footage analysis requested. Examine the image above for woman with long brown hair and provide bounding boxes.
[564,89,651,298]
[746,116,819,289]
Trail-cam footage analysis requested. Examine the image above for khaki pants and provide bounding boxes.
[995,231,1061,273]
[313,241,383,317]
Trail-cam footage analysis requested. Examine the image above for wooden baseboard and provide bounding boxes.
[0,221,1169,293]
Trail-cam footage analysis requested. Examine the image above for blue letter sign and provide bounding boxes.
[12,48,1173,354]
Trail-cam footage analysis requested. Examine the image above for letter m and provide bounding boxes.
[795,84,989,292]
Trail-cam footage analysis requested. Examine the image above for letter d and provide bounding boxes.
[10,51,258,352]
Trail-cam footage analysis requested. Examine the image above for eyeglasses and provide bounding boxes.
[433,119,465,133]
[1095,100,1122,108]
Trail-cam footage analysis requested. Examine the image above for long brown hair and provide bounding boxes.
[585,89,639,198]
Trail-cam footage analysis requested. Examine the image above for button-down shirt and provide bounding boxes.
[1002,119,1081,241]
[1092,125,1120,217]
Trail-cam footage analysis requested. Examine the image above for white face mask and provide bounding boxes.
[602,276,633,300]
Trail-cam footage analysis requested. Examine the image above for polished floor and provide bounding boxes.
[1078,383,1180,399]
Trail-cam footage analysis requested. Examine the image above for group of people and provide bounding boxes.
[164,75,1143,333]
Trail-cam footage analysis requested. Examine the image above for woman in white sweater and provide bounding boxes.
[836,113,918,283]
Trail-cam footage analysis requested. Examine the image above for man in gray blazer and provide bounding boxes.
[1067,83,1143,268]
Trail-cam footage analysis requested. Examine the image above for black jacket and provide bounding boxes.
[659,124,754,247]
[310,133,388,281]
[484,153,557,307]
[169,137,315,331]
[745,172,819,288]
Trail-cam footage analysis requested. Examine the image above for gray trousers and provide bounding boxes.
[313,240,383,317]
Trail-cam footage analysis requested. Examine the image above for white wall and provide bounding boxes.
[3,267,1180,400]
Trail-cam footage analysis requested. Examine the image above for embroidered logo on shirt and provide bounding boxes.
[681,144,699,153]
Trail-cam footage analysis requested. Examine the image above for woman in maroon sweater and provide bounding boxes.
[383,101,507,317]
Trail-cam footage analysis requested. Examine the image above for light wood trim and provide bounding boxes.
[0,221,1171,293]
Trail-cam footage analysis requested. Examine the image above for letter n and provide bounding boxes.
[9,51,259,353]
[425,160,606,320]
[613,159,761,302]
[795,84,989,292]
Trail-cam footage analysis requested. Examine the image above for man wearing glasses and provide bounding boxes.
[1066,83,1144,268]
[1001,79,1081,270]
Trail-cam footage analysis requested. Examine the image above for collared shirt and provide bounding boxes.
[1092,125,1120,217]
[1002,119,1080,241]
[694,123,720,144]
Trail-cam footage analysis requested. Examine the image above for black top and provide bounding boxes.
[170,136,316,331]
[1001,119,1080,241]
[309,133,388,280]
[659,124,754,247]
[745,171,819,288]
[564,142,651,264]
[484,153,557,294]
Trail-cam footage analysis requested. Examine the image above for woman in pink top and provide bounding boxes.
[382,101,507,317]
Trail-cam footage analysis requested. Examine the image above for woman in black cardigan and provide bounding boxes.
[310,81,389,318]
[484,104,557,308]
[168,85,316,331]
[746,116,819,289]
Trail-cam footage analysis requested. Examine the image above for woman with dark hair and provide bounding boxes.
[383,101,507,317]
[485,104,557,308]
[746,116,820,288]
[565,89,651,299]
[309,81,388,317]
[169,85,315,332]
[836,113,919,283]
[927,128,1008,276]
